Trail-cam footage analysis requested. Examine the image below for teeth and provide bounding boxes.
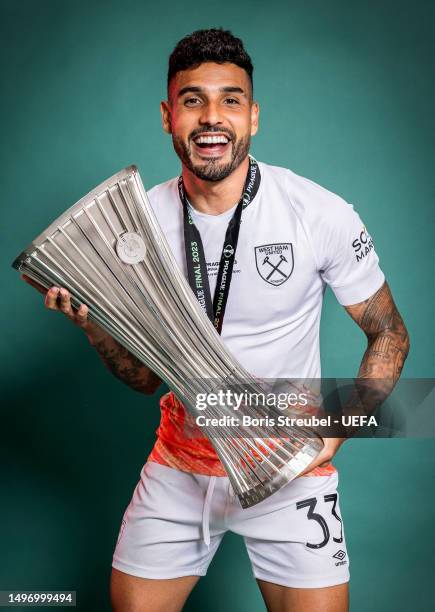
[195,135,229,144]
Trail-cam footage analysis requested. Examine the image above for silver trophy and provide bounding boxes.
[12,166,323,508]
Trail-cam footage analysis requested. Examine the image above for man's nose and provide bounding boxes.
[198,101,223,126]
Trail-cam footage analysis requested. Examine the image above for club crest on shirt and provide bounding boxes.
[254,243,294,286]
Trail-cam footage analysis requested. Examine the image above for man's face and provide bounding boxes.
[161,62,259,181]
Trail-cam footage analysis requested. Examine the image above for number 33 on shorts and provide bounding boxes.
[296,493,343,549]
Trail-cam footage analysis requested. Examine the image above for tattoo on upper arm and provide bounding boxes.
[359,289,394,334]
[345,282,410,382]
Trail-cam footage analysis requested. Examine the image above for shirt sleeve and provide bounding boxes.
[316,196,385,306]
[287,170,385,306]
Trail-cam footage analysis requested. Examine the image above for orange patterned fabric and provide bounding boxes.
[148,391,337,478]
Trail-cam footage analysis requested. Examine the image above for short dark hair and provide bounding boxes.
[167,28,254,94]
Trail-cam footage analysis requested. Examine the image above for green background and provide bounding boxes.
[1,0,434,610]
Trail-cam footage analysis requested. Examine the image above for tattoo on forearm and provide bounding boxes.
[92,336,161,394]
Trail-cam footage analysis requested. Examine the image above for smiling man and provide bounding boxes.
[27,28,409,612]
[170,67,252,182]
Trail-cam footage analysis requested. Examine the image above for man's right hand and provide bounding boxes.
[22,274,107,345]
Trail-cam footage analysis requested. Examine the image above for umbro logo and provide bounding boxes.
[332,550,347,566]
[333,550,346,560]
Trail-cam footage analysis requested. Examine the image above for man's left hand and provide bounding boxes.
[298,437,346,477]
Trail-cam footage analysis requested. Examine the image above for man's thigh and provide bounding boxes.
[110,568,200,612]
[256,579,349,612]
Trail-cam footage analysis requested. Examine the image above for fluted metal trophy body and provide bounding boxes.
[13,166,323,508]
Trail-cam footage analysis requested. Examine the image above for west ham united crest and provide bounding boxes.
[255,243,294,286]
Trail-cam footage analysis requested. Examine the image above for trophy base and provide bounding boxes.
[237,443,319,508]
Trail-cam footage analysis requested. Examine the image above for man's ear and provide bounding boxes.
[250,101,260,137]
[160,100,172,134]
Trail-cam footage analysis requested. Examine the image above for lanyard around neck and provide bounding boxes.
[178,156,261,335]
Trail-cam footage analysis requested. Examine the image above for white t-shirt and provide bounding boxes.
[147,160,384,379]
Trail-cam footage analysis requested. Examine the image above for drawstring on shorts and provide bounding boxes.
[202,476,217,548]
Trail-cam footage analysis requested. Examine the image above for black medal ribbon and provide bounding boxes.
[179,156,261,335]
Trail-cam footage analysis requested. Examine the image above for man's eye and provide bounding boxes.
[184,97,201,106]
[224,98,240,105]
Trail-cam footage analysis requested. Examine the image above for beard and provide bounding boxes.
[172,130,251,182]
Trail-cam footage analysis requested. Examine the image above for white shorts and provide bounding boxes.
[112,461,350,589]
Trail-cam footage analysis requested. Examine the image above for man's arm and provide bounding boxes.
[87,332,162,395]
[22,276,162,395]
[345,280,410,384]
[337,280,410,435]
[300,280,410,474]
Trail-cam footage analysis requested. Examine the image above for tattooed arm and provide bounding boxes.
[343,280,410,420]
[87,331,162,394]
[347,280,410,379]
[299,280,410,475]
[22,276,162,395]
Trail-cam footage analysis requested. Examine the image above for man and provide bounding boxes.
[24,29,409,612]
